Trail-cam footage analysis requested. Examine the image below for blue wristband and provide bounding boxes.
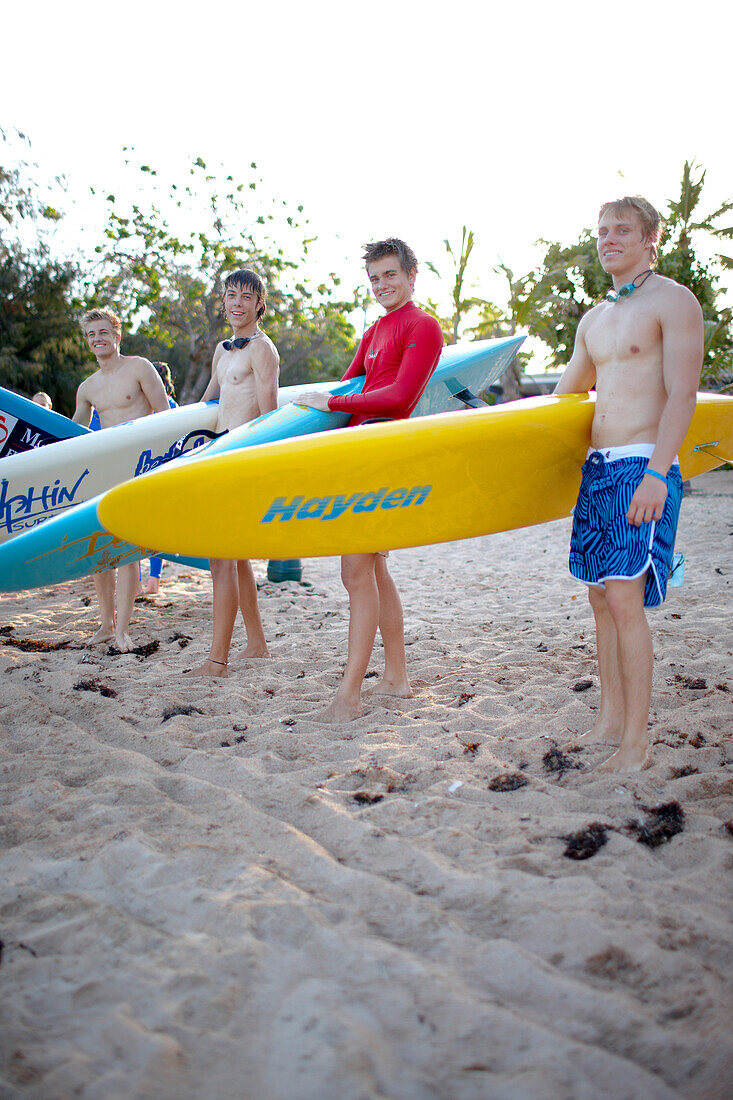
[645,468,668,485]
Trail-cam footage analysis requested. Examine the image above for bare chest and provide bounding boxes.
[89,372,146,420]
[585,302,661,371]
[218,350,258,391]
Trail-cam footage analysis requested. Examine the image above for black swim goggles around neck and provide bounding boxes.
[223,336,253,351]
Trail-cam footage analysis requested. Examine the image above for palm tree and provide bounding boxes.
[665,160,733,270]
[662,160,733,388]
[426,227,503,345]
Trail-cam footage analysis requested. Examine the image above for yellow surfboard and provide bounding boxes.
[98,392,733,560]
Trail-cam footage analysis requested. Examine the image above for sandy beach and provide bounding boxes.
[1,469,731,1099]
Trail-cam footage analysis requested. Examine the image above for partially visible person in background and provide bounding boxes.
[32,392,53,409]
[142,363,178,595]
[73,308,169,650]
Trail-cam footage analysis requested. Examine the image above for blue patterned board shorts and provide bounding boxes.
[570,451,684,608]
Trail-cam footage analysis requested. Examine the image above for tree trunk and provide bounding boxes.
[181,342,211,404]
[498,359,523,402]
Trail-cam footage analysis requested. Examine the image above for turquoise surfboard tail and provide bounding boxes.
[0,335,525,591]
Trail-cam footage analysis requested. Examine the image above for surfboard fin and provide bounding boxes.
[693,441,732,464]
[443,378,486,409]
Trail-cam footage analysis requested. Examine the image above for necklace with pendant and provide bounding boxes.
[606,269,654,303]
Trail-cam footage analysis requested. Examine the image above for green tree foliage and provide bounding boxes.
[661,160,733,387]
[425,227,503,344]
[424,227,513,396]
[0,130,86,414]
[506,161,733,389]
[473,258,588,399]
[87,156,359,402]
[0,252,85,413]
[0,129,63,228]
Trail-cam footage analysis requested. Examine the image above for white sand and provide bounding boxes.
[1,470,731,1099]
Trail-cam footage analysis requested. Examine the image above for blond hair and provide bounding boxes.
[598,196,663,266]
[81,307,122,339]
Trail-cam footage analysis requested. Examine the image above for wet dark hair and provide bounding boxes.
[223,268,267,319]
[362,238,418,275]
[153,361,175,399]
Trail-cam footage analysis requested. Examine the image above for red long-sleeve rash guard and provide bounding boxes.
[327,302,444,425]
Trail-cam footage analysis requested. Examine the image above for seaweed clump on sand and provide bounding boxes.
[674,674,707,690]
[74,679,118,699]
[162,704,203,723]
[488,774,528,792]
[3,635,71,652]
[627,801,685,848]
[353,791,384,805]
[563,823,608,860]
[107,641,160,659]
[456,691,475,707]
[543,746,581,776]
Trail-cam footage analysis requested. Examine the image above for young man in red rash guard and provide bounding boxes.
[297,238,444,721]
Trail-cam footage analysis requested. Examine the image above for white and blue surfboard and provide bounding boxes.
[0,400,222,543]
[0,336,524,591]
[0,386,90,459]
[0,377,356,543]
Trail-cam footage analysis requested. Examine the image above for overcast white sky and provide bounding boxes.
[3,0,732,329]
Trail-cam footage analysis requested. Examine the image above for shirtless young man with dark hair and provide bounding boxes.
[555,197,704,772]
[297,238,443,720]
[73,307,170,651]
[185,269,279,678]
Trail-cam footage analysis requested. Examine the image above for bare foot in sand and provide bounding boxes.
[183,659,230,678]
[365,676,412,699]
[235,642,271,660]
[596,743,649,773]
[577,721,622,747]
[114,630,134,653]
[310,698,364,723]
[142,578,160,596]
[86,625,115,647]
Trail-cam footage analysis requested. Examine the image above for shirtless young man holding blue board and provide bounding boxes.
[185,269,280,677]
[555,196,704,772]
[73,307,170,650]
[297,238,443,721]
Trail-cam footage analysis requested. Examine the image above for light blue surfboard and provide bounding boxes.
[0,336,524,591]
[0,386,90,458]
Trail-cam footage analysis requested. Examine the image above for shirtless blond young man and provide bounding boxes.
[73,307,170,651]
[185,269,279,678]
[297,239,443,720]
[555,196,703,772]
